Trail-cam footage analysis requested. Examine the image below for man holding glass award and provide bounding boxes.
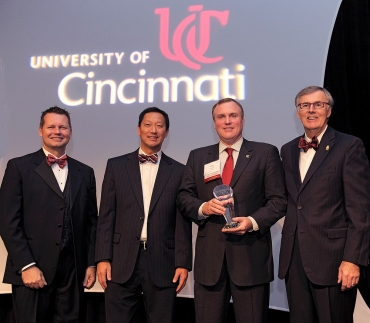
[177,98,287,323]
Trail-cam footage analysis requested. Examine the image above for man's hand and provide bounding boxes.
[83,266,96,289]
[21,265,47,289]
[202,198,228,216]
[338,261,360,291]
[173,268,188,294]
[97,261,112,290]
[221,217,253,235]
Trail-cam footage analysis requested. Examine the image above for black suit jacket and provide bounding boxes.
[278,126,370,285]
[95,150,192,288]
[177,139,287,286]
[0,149,98,285]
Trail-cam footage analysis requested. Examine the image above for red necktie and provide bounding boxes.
[298,136,319,152]
[138,153,158,164]
[222,148,234,186]
[46,154,67,168]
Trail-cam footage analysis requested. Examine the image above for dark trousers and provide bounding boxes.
[285,236,357,323]
[194,258,270,323]
[105,247,177,323]
[12,246,81,323]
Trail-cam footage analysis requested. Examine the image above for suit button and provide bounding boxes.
[297,206,302,210]
[290,232,294,236]
[59,206,64,210]
[55,242,60,246]
[136,236,140,240]
[58,224,62,228]
[140,217,144,220]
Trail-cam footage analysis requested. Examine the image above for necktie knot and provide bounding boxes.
[298,136,319,152]
[225,147,233,156]
[46,154,67,168]
[138,153,158,164]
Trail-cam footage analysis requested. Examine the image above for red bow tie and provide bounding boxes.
[138,153,158,164]
[298,137,319,152]
[46,154,67,168]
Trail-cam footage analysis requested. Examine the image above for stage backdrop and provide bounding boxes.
[1,1,368,319]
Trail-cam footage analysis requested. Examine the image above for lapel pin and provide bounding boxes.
[325,145,329,151]
[246,155,250,158]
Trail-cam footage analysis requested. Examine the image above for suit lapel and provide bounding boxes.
[230,139,252,187]
[34,149,63,199]
[299,127,336,194]
[126,150,144,214]
[290,139,302,191]
[67,158,83,209]
[148,153,172,215]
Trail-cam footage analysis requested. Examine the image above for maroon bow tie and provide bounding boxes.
[46,154,67,168]
[138,153,158,164]
[298,137,319,152]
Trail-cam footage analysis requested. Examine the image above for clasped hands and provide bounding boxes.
[202,198,252,235]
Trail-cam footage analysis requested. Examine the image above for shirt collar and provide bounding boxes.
[42,147,66,158]
[218,136,243,155]
[139,148,162,161]
[304,125,327,143]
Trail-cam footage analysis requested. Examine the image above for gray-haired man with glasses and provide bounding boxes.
[278,86,370,323]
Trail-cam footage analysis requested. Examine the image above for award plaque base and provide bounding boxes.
[223,221,239,229]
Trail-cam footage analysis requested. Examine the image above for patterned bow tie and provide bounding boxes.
[138,153,158,164]
[298,136,319,152]
[46,154,68,168]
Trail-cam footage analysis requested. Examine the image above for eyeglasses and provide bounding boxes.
[297,101,330,110]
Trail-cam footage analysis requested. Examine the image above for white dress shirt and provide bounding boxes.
[139,148,161,241]
[299,126,327,182]
[42,147,68,192]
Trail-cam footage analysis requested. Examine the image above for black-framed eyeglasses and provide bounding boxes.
[297,101,330,110]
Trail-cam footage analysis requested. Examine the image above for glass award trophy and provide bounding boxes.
[213,184,239,229]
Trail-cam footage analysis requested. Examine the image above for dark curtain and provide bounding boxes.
[324,0,370,156]
[324,0,370,308]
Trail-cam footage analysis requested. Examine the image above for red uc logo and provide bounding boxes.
[155,5,229,70]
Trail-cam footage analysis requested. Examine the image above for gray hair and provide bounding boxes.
[295,86,334,107]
